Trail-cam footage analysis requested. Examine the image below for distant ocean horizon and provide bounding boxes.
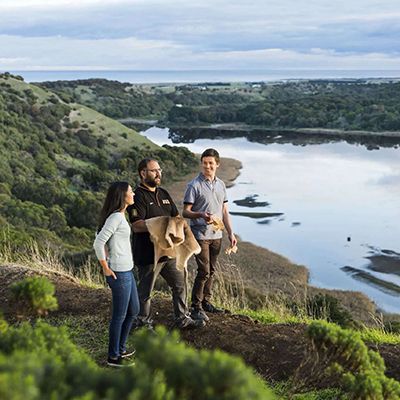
[6,69,400,84]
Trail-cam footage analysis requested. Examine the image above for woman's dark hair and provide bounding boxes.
[201,148,220,163]
[97,181,130,233]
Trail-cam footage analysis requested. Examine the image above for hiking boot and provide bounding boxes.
[191,309,210,322]
[202,301,224,314]
[176,316,206,330]
[133,318,154,332]
[120,349,136,358]
[107,356,135,368]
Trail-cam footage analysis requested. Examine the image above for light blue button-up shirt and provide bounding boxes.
[183,173,228,240]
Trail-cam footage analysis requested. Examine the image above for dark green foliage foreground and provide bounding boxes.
[0,320,274,400]
[11,276,58,317]
[0,73,197,260]
[307,321,400,399]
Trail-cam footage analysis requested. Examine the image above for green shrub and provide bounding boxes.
[11,276,58,317]
[306,294,354,328]
[132,326,274,400]
[0,320,275,400]
[0,320,99,400]
[307,321,400,400]
[384,320,400,334]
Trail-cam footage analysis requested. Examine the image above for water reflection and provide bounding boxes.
[167,126,400,151]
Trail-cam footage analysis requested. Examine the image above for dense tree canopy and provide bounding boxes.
[41,78,400,131]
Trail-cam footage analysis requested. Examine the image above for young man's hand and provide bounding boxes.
[229,233,237,247]
[201,211,213,223]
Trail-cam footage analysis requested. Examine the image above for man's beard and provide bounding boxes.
[144,177,160,187]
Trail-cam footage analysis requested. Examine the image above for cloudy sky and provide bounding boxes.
[0,0,400,71]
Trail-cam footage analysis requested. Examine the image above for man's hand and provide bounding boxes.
[201,211,213,224]
[229,233,237,247]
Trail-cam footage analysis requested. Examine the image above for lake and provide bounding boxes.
[140,126,400,313]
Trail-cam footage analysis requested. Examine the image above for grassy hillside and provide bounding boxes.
[38,78,177,119]
[0,73,197,262]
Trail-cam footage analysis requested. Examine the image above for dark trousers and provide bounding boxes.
[106,271,139,358]
[137,258,188,324]
[191,239,222,310]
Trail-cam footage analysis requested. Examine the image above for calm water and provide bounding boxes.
[141,127,400,313]
[10,69,400,84]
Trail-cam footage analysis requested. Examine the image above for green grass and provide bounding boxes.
[272,381,345,400]
[75,85,96,102]
[236,307,400,345]
[54,153,94,169]
[237,307,309,325]
[47,314,116,363]
[69,103,160,151]
[360,327,400,345]
[0,77,58,103]
[290,389,345,400]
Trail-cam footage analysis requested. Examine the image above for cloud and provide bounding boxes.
[0,0,399,70]
[1,34,400,71]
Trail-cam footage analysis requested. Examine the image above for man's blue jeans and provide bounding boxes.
[106,270,139,358]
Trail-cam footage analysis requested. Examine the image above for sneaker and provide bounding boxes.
[120,349,136,358]
[191,309,210,322]
[176,316,206,330]
[202,301,224,314]
[107,356,135,368]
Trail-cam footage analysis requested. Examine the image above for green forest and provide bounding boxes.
[0,73,197,264]
[40,78,400,131]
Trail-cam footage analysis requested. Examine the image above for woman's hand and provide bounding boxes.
[101,263,117,280]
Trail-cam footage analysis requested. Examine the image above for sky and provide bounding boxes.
[0,0,400,71]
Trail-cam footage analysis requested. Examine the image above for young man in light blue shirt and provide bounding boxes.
[183,148,237,321]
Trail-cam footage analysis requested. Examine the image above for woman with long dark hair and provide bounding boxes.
[93,181,139,367]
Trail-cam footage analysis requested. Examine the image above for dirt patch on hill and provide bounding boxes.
[1,263,399,385]
[0,263,110,318]
[151,294,308,381]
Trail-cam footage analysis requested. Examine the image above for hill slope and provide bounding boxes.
[1,263,399,388]
[0,73,196,259]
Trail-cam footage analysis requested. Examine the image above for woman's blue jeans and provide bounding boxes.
[106,270,139,359]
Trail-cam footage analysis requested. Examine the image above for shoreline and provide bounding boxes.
[165,156,390,323]
[167,123,400,138]
[122,118,400,138]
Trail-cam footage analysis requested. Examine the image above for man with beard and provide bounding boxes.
[128,158,205,330]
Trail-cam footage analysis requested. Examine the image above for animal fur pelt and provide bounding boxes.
[146,216,201,269]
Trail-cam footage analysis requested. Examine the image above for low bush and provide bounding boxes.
[307,321,400,400]
[306,294,355,328]
[10,276,58,317]
[133,326,273,399]
[0,320,275,400]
